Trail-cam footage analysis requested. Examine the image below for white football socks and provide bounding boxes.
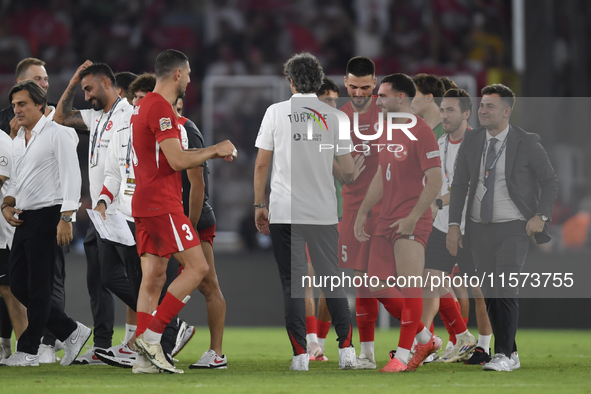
[477,334,492,353]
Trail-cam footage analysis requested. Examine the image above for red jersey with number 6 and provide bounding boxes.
[339,97,383,211]
[131,92,184,217]
[375,116,441,236]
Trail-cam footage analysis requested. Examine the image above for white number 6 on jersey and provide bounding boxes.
[181,224,193,241]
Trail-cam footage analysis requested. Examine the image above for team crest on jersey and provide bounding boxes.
[393,144,408,161]
[106,120,113,131]
[159,117,172,131]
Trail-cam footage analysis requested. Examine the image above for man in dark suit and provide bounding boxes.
[446,84,558,372]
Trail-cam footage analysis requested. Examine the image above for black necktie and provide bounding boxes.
[480,138,498,224]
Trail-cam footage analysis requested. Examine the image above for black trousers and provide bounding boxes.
[116,220,179,355]
[468,220,529,356]
[270,224,353,356]
[84,221,136,349]
[9,206,77,355]
[41,244,67,346]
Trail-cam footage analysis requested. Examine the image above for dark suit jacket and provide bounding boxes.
[449,125,559,244]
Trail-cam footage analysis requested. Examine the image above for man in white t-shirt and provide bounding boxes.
[253,52,358,371]
[421,88,492,364]
[55,61,137,364]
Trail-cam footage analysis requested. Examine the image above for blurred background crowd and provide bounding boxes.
[1,0,590,253]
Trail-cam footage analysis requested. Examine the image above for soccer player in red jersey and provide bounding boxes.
[338,57,384,369]
[131,49,236,374]
[354,74,443,372]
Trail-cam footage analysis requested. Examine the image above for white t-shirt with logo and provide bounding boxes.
[255,93,352,225]
[433,133,468,234]
[80,98,133,212]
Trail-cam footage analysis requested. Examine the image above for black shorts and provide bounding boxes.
[424,227,475,275]
[0,248,9,286]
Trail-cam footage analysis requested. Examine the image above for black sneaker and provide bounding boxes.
[464,347,491,365]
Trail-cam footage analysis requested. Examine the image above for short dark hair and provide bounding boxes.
[346,56,375,78]
[80,63,117,87]
[283,52,324,94]
[413,73,445,106]
[128,73,156,97]
[15,58,45,79]
[380,73,416,99]
[115,72,138,92]
[481,83,515,109]
[9,80,47,114]
[317,77,339,96]
[443,88,472,115]
[440,76,458,92]
[154,49,189,78]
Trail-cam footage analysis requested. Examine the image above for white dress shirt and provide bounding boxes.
[80,98,133,211]
[0,130,15,248]
[471,125,526,223]
[6,115,81,213]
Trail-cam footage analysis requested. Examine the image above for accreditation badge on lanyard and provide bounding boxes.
[90,97,121,168]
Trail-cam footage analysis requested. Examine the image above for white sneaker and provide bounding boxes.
[132,352,161,374]
[482,353,513,372]
[290,353,309,371]
[0,342,11,360]
[72,347,105,365]
[38,344,58,364]
[440,331,477,363]
[135,334,183,374]
[0,351,39,367]
[171,321,195,357]
[189,349,228,369]
[55,340,64,352]
[356,353,376,369]
[62,322,92,366]
[510,351,520,370]
[339,346,357,370]
[424,352,439,363]
[93,342,137,369]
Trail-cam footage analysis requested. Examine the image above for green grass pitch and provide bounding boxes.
[1,327,590,394]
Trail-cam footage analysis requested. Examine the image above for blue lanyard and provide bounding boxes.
[482,135,508,180]
[90,97,121,163]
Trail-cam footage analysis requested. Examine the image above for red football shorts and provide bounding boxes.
[338,208,380,272]
[135,212,200,259]
[198,224,216,245]
[367,219,431,281]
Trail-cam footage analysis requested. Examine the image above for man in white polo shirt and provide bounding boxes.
[254,52,358,371]
[1,81,90,367]
[55,61,137,364]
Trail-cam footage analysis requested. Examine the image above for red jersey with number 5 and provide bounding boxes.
[375,116,441,235]
[339,97,383,211]
[131,92,184,217]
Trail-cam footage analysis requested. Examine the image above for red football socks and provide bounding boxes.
[136,312,153,337]
[439,292,468,337]
[356,286,379,342]
[146,292,186,334]
[317,319,331,340]
[306,316,317,335]
[399,287,423,350]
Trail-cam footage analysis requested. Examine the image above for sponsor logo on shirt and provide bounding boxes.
[106,120,113,131]
[426,150,440,159]
[159,117,172,131]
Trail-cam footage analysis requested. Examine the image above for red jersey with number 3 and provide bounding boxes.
[131,92,184,217]
[375,116,441,235]
[339,97,383,211]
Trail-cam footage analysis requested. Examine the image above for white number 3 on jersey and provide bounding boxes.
[181,224,193,241]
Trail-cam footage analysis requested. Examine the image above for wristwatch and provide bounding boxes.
[537,213,549,222]
[254,202,266,209]
[435,198,443,210]
[61,214,73,223]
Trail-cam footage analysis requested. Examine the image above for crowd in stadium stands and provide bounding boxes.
[0,0,511,91]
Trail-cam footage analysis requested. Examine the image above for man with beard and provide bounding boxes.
[54,62,137,364]
[338,57,383,369]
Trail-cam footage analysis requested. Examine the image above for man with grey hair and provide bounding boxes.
[254,52,358,371]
